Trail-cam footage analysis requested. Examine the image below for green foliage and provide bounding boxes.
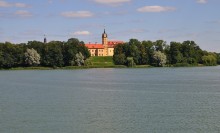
[170,42,183,64]
[126,57,135,67]
[113,54,126,65]
[202,54,217,66]
[0,37,218,69]
[113,39,211,67]
[0,38,90,69]
[42,41,64,67]
[63,38,90,66]
[24,48,41,66]
[84,59,92,66]
[75,52,85,66]
[152,51,167,67]
[0,42,25,68]
[153,40,166,52]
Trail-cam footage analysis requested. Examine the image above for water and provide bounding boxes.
[0,67,220,133]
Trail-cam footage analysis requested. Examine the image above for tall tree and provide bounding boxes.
[202,54,217,66]
[42,41,64,67]
[170,42,183,64]
[153,51,167,67]
[153,40,166,52]
[24,48,41,66]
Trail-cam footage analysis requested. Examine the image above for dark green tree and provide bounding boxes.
[202,54,217,66]
[42,41,64,67]
[170,42,183,64]
[153,40,166,52]
[113,44,126,65]
[142,40,154,64]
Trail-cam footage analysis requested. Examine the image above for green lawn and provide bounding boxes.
[88,56,115,67]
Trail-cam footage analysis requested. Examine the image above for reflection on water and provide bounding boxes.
[1,67,220,133]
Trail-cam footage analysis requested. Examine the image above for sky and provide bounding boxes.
[0,0,220,52]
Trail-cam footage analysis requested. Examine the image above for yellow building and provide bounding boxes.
[85,29,124,56]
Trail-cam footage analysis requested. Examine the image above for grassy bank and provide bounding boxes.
[0,56,126,70]
[87,56,115,67]
[1,56,213,70]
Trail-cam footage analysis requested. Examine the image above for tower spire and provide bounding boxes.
[44,34,47,44]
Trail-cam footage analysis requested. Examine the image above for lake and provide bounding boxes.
[1,67,220,133]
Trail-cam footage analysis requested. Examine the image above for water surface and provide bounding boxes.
[0,67,220,133]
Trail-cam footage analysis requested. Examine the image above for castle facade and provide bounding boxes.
[85,29,123,56]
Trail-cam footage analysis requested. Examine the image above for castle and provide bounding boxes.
[85,29,124,56]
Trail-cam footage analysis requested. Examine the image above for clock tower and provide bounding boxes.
[102,29,108,46]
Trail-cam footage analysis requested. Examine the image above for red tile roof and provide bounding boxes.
[85,41,124,49]
[108,41,124,48]
[108,41,124,45]
[85,44,104,49]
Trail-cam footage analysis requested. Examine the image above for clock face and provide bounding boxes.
[102,33,107,38]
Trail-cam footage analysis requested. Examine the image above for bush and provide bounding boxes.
[126,57,135,67]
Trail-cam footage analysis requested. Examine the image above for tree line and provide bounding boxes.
[113,39,220,67]
[1,38,220,68]
[0,38,90,68]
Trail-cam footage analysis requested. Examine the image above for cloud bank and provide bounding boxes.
[137,6,176,13]
[61,11,94,18]
[72,31,91,35]
[196,0,208,4]
[0,0,30,8]
[93,0,131,6]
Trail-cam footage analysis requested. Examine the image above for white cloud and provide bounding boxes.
[14,3,30,8]
[137,6,176,13]
[15,10,32,17]
[196,0,208,4]
[0,0,10,7]
[0,0,29,8]
[93,0,131,6]
[72,31,91,36]
[61,11,94,18]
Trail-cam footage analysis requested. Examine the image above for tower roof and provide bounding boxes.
[102,29,107,38]
[44,34,47,43]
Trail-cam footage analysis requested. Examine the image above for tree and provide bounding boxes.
[113,54,126,65]
[170,42,183,64]
[181,41,201,64]
[127,39,141,64]
[42,41,64,67]
[142,40,154,64]
[217,53,220,65]
[24,48,41,66]
[153,40,166,52]
[126,57,135,67]
[202,55,217,66]
[63,38,90,66]
[153,51,167,67]
[0,42,17,68]
[75,52,85,66]
[113,44,127,65]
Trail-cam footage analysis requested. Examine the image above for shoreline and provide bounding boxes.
[1,64,218,71]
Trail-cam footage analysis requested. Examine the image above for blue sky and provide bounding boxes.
[0,0,220,52]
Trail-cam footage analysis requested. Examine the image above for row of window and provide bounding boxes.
[89,49,114,52]
[91,54,104,56]
[89,50,104,52]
